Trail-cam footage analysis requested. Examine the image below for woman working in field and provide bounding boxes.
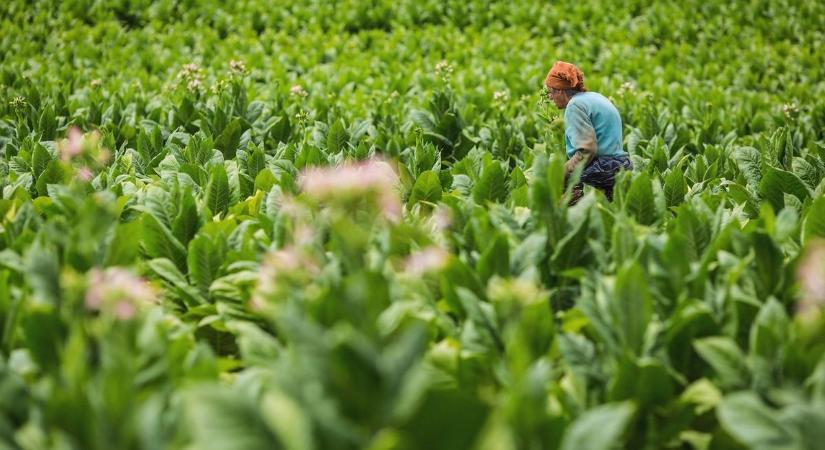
[544,61,632,204]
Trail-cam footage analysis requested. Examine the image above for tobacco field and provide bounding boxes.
[1,0,825,449]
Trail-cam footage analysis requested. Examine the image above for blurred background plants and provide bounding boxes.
[1,0,825,449]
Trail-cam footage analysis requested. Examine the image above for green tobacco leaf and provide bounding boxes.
[802,196,825,243]
[30,143,52,180]
[188,235,223,296]
[401,388,490,450]
[326,119,350,154]
[717,392,794,449]
[247,145,266,179]
[551,212,590,272]
[183,386,283,450]
[694,337,750,389]
[664,168,687,207]
[511,232,547,275]
[205,164,230,216]
[215,118,243,158]
[665,300,717,378]
[472,161,506,204]
[35,160,64,197]
[409,170,442,205]
[172,187,201,245]
[147,258,204,307]
[749,298,788,361]
[22,305,64,373]
[733,146,762,191]
[25,241,61,306]
[625,172,656,225]
[759,166,811,211]
[609,357,675,408]
[254,169,278,193]
[477,232,509,281]
[559,401,636,450]
[612,262,652,355]
[752,232,784,295]
[266,113,291,144]
[142,214,188,270]
[104,220,141,266]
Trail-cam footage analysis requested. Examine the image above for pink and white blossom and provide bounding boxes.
[797,240,825,319]
[61,127,84,161]
[299,158,399,202]
[404,246,450,275]
[85,267,157,320]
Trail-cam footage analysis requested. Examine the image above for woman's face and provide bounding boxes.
[547,87,570,109]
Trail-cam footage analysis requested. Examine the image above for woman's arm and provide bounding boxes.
[564,102,597,173]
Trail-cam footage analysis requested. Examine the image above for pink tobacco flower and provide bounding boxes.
[85,268,157,320]
[76,166,94,182]
[299,158,399,202]
[252,247,319,308]
[404,246,451,275]
[61,127,84,161]
[797,240,825,319]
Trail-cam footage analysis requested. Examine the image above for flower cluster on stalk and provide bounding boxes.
[299,158,401,221]
[290,84,308,98]
[57,127,110,182]
[85,268,157,321]
[177,62,205,93]
[435,60,454,81]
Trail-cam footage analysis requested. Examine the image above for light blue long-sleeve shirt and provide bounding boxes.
[564,92,625,158]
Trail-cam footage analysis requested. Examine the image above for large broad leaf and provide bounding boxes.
[147,258,204,307]
[104,220,141,266]
[21,305,64,373]
[759,166,811,211]
[511,232,547,276]
[611,262,652,355]
[401,387,490,450]
[30,143,52,180]
[551,212,590,272]
[410,109,437,133]
[35,160,64,197]
[665,300,718,378]
[183,386,283,450]
[188,235,224,296]
[142,214,188,271]
[609,357,675,408]
[733,146,762,191]
[265,113,291,144]
[717,392,794,450]
[752,232,784,295]
[326,119,350,154]
[205,164,230,216]
[37,103,57,139]
[215,117,243,158]
[247,145,267,180]
[25,241,61,306]
[749,298,788,361]
[477,232,509,281]
[802,196,825,243]
[409,170,442,205]
[625,172,656,225]
[472,161,507,204]
[693,336,750,389]
[172,187,201,245]
[559,401,636,450]
[663,168,687,207]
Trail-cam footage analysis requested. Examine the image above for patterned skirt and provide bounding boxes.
[568,155,633,204]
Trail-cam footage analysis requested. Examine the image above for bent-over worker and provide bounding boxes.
[544,60,632,204]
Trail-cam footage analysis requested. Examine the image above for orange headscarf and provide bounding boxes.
[544,61,587,91]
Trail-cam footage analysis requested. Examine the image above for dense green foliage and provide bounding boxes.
[2,0,825,449]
